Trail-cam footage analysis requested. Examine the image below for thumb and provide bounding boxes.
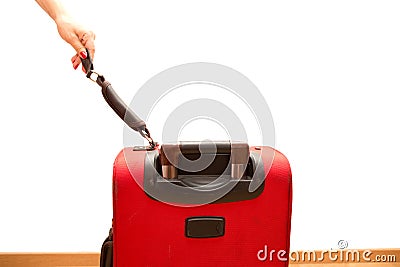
[68,35,86,58]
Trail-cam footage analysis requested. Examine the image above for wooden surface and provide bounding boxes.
[0,253,100,267]
[0,249,398,267]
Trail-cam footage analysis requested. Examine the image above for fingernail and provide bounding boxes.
[73,63,78,70]
[80,51,87,59]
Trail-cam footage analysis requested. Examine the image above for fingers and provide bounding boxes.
[55,17,95,72]
[69,35,87,59]
[79,31,96,59]
[69,31,95,72]
[67,35,85,71]
[71,54,81,70]
[84,34,96,61]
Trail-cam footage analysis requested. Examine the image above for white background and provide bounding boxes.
[0,0,399,252]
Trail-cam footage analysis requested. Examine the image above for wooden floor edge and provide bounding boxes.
[0,249,399,267]
[0,253,100,267]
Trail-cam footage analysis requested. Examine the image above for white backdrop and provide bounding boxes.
[0,0,399,252]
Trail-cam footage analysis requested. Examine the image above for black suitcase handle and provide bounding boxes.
[81,50,156,148]
[159,142,250,179]
[144,147,265,204]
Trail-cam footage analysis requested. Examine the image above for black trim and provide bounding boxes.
[143,150,265,204]
[100,228,113,267]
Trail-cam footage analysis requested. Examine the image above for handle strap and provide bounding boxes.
[81,49,157,148]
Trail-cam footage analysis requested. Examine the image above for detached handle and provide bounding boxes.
[100,81,146,132]
[81,50,156,147]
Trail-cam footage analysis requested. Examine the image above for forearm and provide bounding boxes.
[35,0,68,22]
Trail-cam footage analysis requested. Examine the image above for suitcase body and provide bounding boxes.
[113,144,292,267]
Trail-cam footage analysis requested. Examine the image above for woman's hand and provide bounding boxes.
[35,0,96,72]
[55,15,96,71]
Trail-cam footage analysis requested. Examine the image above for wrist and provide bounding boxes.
[54,14,75,30]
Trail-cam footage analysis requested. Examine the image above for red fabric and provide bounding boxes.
[113,146,292,267]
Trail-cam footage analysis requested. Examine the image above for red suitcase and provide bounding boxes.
[112,142,292,267]
[80,53,292,267]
